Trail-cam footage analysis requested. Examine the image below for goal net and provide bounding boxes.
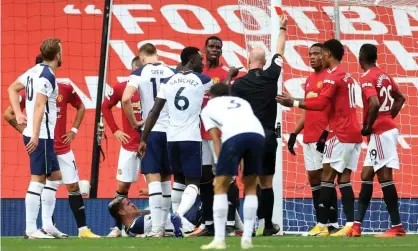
[238,0,418,233]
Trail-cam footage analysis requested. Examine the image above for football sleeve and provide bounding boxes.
[360,75,378,100]
[201,106,217,132]
[68,85,83,108]
[17,70,30,87]
[38,78,55,97]
[319,78,337,99]
[264,54,283,81]
[389,76,400,91]
[156,84,167,100]
[101,84,122,133]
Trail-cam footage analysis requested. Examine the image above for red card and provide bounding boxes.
[275,6,283,16]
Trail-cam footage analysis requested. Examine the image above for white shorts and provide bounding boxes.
[303,143,324,171]
[364,128,399,172]
[202,140,215,166]
[57,150,80,184]
[117,147,140,183]
[322,136,361,173]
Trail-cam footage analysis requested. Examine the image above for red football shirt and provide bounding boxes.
[303,70,330,143]
[201,64,231,140]
[320,66,362,143]
[360,67,398,134]
[20,82,83,155]
[101,81,141,152]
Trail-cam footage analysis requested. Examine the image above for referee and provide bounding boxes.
[231,14,287,236]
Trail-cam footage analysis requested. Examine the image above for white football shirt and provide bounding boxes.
[18,64,58,139]
[201,96,265,142]
[127,63,176,132]
[157,71,213,142]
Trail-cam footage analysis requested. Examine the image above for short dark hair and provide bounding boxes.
[40,38,61,61]
[35,54,43,64]
[205,36,223,47]
[322,39,344,61]
[108,197,124,222]
[359,44,378,64]
[209,83,230,97]
[311,43,323,49]
[180,47,200,66]
[131,56,141,68]
[138,43,157,56]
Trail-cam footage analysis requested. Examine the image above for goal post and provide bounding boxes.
[239,0,418,234]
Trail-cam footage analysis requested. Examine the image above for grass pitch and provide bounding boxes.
[2,236,418,251]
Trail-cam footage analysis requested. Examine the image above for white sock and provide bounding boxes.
[213,194,228,242]
[148,181,163,231]
[243,195,258,241]
[41,180,60,230]
[177,184,198,217]
[25,182,45,234]
[161,181,172,226]
[172,182,186,213]
[235,209,244,231]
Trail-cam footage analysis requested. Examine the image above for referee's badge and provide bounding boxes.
[274,56,283,67]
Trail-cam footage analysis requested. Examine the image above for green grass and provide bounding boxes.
[2,236,418,251]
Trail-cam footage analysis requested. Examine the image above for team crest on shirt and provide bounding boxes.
[118,169,122,175]
[57,95,63,102]
[306,91,318,98]
[316,81,323,88]
[212,77,220,84]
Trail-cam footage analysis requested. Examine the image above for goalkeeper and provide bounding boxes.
[109,197,199,237]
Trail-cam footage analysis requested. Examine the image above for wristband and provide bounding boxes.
[280,27,287,31]
[71,127,78,134]
[293,100,300,108]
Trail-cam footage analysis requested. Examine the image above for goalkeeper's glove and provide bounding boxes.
[288,133,297,156]
[316,130,329,153]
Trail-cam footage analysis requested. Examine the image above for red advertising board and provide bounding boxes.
[2,0,418,198]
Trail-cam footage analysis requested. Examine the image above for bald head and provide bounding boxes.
[248,47,266,69]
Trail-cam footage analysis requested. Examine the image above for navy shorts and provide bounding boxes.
[168,141,202,178]
[23,136,60,176]
[216,133,265,176]
[141,131,171,175]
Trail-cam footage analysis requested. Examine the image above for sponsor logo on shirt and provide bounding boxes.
[362,82,373,88]
[323,79,335,84]
[306,91,319,98]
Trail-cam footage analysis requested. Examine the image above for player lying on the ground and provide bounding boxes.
[5,53,100,239]
[347,44,406,238]
[122,43,176,238]
[108,197,199,237]
[277,39,362,237]
[102,56,143,237]
[138,47,213,238]
[287,43,339,234]
[200,83,265,250]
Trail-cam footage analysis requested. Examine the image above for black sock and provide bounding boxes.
[380,180,401,226]
[318,182,335,225]
[114,191,128,230]
[339,182,355,223]
[69,191,86,229]
[329,186,338,225]
[227,181,239,227]
[261,188,274,229]
[311,184,321,222]
[199,181,214,226]
[356,180,373,223]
